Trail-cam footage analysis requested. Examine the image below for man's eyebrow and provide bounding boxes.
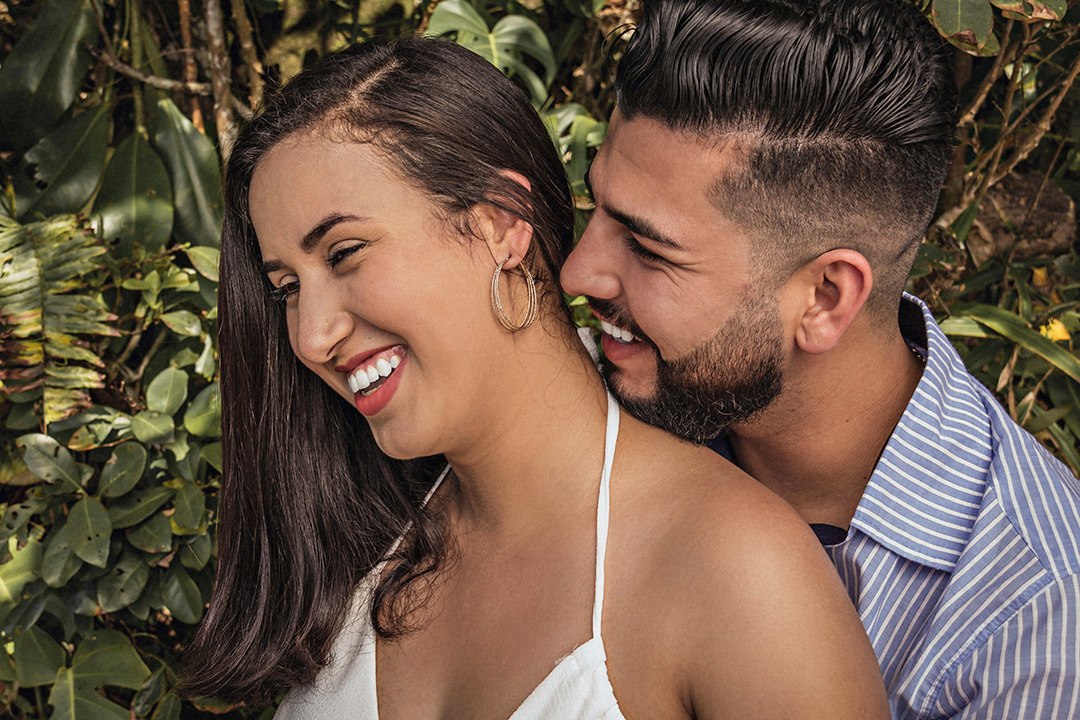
[259,213,369,275]
[601,203,685,251]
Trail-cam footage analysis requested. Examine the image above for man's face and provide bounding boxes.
[560,111,786,441]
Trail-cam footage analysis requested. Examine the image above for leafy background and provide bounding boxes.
[1,0,1079,717]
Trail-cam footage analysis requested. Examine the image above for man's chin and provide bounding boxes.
[599,359,658,404]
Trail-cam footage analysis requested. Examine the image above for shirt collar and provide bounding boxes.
[848,294,995,572]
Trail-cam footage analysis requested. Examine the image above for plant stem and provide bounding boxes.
[231,0,265,107]
[205,0,237,159]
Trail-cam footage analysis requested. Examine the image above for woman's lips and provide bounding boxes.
[352,349,407,417]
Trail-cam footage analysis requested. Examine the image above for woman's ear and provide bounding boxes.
[476,170,534,270]
[790,248,873,354]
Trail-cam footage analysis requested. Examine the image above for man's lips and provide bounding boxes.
[591,309,642,344]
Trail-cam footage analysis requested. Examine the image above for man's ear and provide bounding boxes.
[476,170,534,270]
[790,249,873,354]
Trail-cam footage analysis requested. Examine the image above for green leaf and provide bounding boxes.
[184,245,220,282]
[131,411,176,445]
[14,105,110,219]
[949,304,1080,384]
[146,367,189,416]
[200,442,223,472]
[92,133,174,256]
[42,523,83,587]
[427,0,555,106]
[168,480,205,531]
[150,98,223,248]
[0,0,99,151]
[160,310,202,337]
[183,383,222,438]
[125,512,173,554]
[162,565,203,623]
[932,0,994,47]
[47,629,150,720]
[96,551,149,613]
[132,667,167,716]
[0,496,47,544]
[98,442,147,498]
[67,496,112,567]
[0,536,45,612]
[13,626,66,688]
[108,486,174,529]
[996,0,1067,20]
[151,693,182,720]
[194,333,217,379]
[17,433,83,492]
[179,532,213,570]
[491,15,556,85]
[426,0,489,36]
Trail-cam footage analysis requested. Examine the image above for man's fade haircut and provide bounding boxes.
[615,0,958,321]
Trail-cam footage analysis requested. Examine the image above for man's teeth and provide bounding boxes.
[600,320,637,343]
[347,353,401,394]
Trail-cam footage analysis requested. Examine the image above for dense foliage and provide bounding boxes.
[0,0,1078,717]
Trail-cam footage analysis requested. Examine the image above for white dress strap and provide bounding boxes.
[384,464,452,558]
[592,392,620,638]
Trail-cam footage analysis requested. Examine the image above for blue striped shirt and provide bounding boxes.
[827,296,1080,719]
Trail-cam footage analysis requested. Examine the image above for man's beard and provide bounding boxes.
[594,293,785,444]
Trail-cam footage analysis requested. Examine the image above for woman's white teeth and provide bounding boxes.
[348,354,401,395]
[600,320,636,343]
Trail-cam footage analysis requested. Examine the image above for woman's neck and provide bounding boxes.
[439,323,610,536]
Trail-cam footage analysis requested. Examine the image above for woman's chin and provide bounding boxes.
[368,426,429,461]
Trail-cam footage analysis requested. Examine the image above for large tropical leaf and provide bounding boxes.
[427,0,556,107]
[13,105,110,221]
[150,98,223,248]
[0,0,99,151]
[92,133,174,257]
[0,215,118,423]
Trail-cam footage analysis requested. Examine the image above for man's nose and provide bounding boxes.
[292,283,354,366]
[560,213,624,301]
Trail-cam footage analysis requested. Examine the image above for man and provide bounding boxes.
[560,0,1080,717]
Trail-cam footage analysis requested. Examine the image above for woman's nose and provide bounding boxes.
[291,283,354,366]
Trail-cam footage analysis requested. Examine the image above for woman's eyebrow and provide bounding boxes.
[260,213,372,274]
[300,213,370,251]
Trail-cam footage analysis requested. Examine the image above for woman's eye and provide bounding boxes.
[327,243,365,269]
[268,278,300,303]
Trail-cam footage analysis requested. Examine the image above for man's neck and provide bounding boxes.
[729,323,924,528]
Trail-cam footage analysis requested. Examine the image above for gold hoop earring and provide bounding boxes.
[491,255,538,331]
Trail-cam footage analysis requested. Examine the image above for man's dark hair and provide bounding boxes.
[616,0,958,320]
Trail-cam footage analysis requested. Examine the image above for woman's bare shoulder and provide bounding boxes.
[609,416,889,720]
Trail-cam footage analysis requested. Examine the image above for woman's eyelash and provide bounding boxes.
[269,280,300,303]
[623,236,667,264]
[327,243,364,269]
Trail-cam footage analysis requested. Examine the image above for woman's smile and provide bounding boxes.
[342,346,408,416]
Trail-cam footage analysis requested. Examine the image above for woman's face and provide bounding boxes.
[249,131,501,459]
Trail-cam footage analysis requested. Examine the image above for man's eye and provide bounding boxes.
[623,236,667,264]
[268,279,300,303]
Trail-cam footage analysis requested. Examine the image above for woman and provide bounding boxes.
[184,38,888,719]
